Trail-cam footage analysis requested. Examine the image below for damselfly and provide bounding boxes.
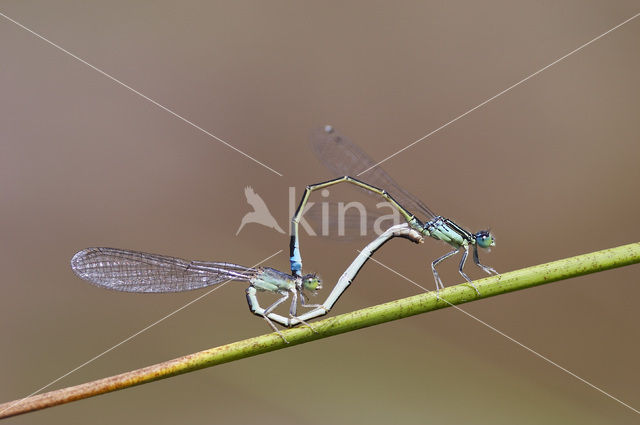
[71,247,322,342]
[290,125,498,294]
[71,222,423,342]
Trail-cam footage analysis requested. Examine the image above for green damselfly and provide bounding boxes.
[290,125,498,294]
[71,247,321,342]
[71,222,423,341]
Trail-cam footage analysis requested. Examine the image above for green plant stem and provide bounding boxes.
[2,242,639,419]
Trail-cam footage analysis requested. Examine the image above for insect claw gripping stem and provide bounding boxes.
[294,316,318,333]
[265,317,289,343]
[473,244,496,275]
[458,245,481,296]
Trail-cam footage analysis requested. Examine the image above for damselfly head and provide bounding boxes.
[475,230,495,249]
[301,273,322,292]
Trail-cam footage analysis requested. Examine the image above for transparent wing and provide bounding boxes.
[71,247,256,293]
[311,126,437,219]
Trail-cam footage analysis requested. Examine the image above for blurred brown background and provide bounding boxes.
[1,1,639,424]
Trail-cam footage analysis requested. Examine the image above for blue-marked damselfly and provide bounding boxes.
[290,125,498,295]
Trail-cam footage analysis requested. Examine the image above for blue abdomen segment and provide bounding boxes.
[289,235,302,276]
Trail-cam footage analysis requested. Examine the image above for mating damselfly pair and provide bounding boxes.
[71,126,497,341]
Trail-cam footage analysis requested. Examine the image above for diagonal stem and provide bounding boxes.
[2,242,639,419]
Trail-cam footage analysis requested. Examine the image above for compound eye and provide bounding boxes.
[476,231,494,248]
[302,275,322,291]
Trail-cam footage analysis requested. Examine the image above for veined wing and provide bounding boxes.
[311,126,437,220]
[71,247,256,293]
